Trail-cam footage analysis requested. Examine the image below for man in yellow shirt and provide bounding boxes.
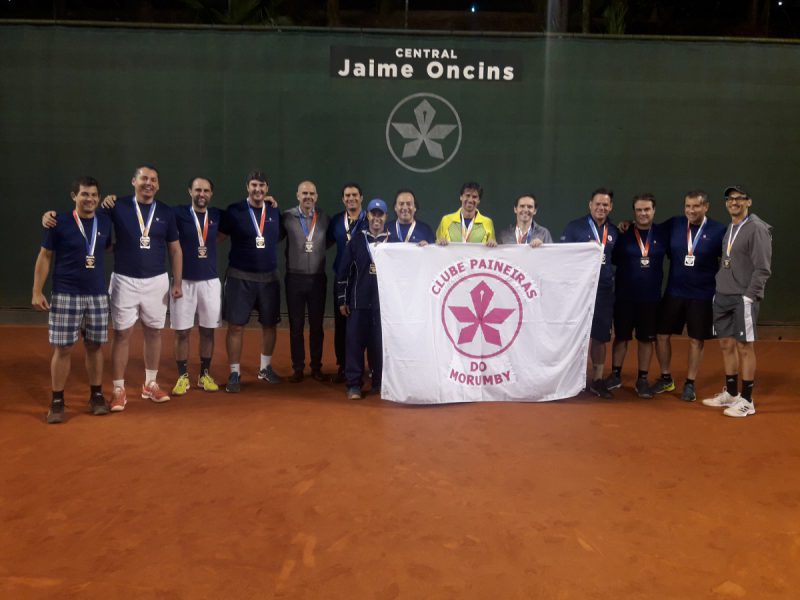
[436,182,496,245]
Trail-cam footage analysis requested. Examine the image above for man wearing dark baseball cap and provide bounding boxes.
[336,198,390,400]
[702,185,773,418]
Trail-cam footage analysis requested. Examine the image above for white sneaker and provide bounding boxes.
[723,397,756,418]
[701,389,739,408]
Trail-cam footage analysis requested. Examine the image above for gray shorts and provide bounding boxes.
[712,293,759,342]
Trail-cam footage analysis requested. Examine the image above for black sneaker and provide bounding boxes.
[681,382,696,402]
[604,373,622,390]
[288,370,304,383]
[257,366,282,384]
[310,370,327,382]
[225,371,241,393]
[47,401,65,424]
[635,378,654,399]
[588,379,613,399]
[89,393,109,416]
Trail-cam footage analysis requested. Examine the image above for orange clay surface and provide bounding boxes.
[1,325,799,599]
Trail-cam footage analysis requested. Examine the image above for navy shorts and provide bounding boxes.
[591,287,614,343]
[657,294,714,340]
[49,293,109,346]
[222,275,281,327]
[614,300,659,342]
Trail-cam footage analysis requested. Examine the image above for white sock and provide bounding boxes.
[145,369,158,384]
[260,354,271,370]
[230,364,240,374]
[112,379,125,390]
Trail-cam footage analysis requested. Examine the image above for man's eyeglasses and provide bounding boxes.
[725,195,749,202]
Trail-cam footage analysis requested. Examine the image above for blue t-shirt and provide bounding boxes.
[107,196,179,278]
[662,216,726,300]
[386,219,436,244]
[327,210,366,274]
[560,215,619,289]
[612,225,668,303]
[220,199,280,273]
[175,205,221,281]
[41,212,112,294]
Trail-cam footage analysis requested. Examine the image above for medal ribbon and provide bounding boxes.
[726,216,750,258]
[396,221,417,243]
[191,207,209,248]
[363,230,390,265]
[73,211,98,257]
[133,197,156,237]
[299,209,318,243]
[460,212,476,242]
[686,217,706,257]
[248,203,266,239]
[516,226,533,245]
[344,210,365,241]
[634,227,652,257]
[588,217,608,249]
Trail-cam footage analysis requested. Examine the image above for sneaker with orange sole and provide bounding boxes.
[110,387,127,412]
[142,381,170,403]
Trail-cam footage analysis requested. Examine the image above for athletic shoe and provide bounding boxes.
[723,397,756,418]
[346,386,362,400]
[681,382,696,402]
[604,373,622,390]
[588,379,613,399]
[257,366,282,384]
[311,370,326,382]
[635,378,654,399]
[225,371,241,393]
[171,373,191,396]
[89,393,109,416]
[701,389,739,408]
[197,371,219,392]
[110,387,127,412]
[651,378,676,394]
[288,370,304,383]
[142,381,170,403]
[46,402,65,424]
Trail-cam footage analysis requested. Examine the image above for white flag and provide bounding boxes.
[372,242,602,404]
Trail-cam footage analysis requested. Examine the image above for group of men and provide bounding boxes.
[32,169,772,423]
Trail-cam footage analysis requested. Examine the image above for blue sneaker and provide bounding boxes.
[257,366,282,384]
[225,371,241,393]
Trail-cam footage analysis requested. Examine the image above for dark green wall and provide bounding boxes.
[2,24,796,322]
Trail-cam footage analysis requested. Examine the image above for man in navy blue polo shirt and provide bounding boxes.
[33,176,113,424]
[651,191,726,402]
[386,188,436,245]
[219,170,283,393]
[326,182,366,383]
[606,193,667,398]
[105,166,182,410]
[169,176,222,396]
[560,188,619,399]
[336,199,390,400]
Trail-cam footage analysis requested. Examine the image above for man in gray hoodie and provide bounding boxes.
[702,185,772,418]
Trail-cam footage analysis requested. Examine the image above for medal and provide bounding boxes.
[516,225,533,245]
[364,230,389,275]
[588,217,608,264]
[299,209,318,253]
[344,211,364,242]
[723,258,731,269]
[304,241,314,253]
[133,197,156,251]
[249,202,267,249]
[73,211,98,269]
[460,211,476,242]
[601,254,606,264]
[724,217,749,269]
[685,217,705,269]
[191,206,209,259]
[634,227,652,269]
[369,263,377,274]
[396,221,417,243]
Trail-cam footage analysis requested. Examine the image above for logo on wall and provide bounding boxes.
[385,93,462,173]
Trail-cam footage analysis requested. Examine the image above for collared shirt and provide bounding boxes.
[41,212,112,294]
[220,199,281,274]
[175,205,221,282]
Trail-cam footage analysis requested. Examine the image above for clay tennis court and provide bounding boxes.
[1,325,799,599]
